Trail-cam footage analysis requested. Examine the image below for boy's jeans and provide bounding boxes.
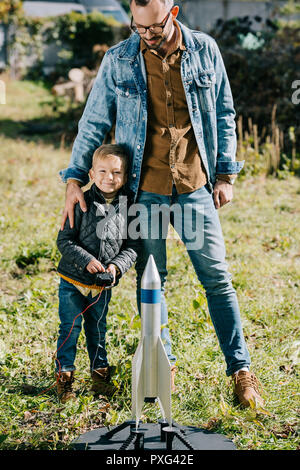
[135,184,251,376]
[56,278,111,372]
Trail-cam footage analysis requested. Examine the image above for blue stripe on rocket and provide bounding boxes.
[141,289,161,304]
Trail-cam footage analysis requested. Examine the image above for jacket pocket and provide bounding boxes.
[115,83,140,123]
[194,71,216,112]
[116,83,139,98]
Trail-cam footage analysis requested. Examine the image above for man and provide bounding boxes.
[60,0,264,407]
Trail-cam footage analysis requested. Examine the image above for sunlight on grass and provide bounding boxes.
[0,78,299,450]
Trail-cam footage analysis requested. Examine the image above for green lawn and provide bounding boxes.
[0,77,299,450]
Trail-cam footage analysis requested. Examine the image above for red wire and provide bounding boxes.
[37,288,104,397]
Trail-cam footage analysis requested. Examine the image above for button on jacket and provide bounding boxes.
[60,21,244,200]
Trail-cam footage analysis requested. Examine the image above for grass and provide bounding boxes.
[0,76,299,451]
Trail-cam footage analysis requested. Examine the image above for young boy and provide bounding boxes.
[56,144,137,403]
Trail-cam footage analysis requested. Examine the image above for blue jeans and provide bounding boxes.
[56,278,111,372]
[135,184,251,376]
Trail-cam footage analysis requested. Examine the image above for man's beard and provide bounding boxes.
[143,34,167,50]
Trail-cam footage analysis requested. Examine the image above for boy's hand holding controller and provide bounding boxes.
[106,264,117,285]
[86,260,116,287]
[86,258,105,274]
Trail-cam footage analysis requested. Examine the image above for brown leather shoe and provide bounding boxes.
[232,370,264,408]
[91,367,116,396]
[56,371,76,403]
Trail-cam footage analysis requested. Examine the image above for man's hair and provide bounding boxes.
[130,0,174,7]
[92,144,129,171]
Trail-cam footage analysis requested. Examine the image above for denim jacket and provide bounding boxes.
[60,21,244,200]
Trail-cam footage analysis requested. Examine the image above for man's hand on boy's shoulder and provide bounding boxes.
[61,180,87,231]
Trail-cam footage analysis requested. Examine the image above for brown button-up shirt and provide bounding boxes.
[139,21,208,195]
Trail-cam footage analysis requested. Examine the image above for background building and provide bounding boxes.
[175,0,296,31]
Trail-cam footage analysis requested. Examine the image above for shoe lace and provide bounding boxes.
[94,370,109,381]
[60,375,74,394]
[234,372,262,394]
[92,371,115,395]
[64,379,74,394]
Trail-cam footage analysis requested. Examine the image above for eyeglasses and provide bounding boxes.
[130,11,171,35]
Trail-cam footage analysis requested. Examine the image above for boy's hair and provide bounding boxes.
[92,144,129,171]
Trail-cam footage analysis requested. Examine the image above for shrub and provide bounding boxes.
[210,16,300,160]
[4,9,130,79]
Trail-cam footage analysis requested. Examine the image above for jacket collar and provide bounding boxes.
[117,20,204,60]
[90,183,127,205]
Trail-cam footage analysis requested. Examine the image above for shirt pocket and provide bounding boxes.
[194,71,216,112]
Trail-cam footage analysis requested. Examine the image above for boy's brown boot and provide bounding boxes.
[91,367,116,397]
[232,370,264,408]
[56,371,76,404]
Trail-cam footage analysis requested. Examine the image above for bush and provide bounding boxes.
[210,16,300,159]
[5,10,130,79]
[0,0,23,24]
[45,11,130,70]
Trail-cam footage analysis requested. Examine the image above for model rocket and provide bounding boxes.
[131,255,172,428]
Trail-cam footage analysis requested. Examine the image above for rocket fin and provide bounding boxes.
[157,337,172,426]
[131,340,144,426]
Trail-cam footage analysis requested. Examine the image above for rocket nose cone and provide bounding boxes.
[141,255,161,290]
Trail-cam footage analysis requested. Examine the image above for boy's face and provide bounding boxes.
[89,155,127,198]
